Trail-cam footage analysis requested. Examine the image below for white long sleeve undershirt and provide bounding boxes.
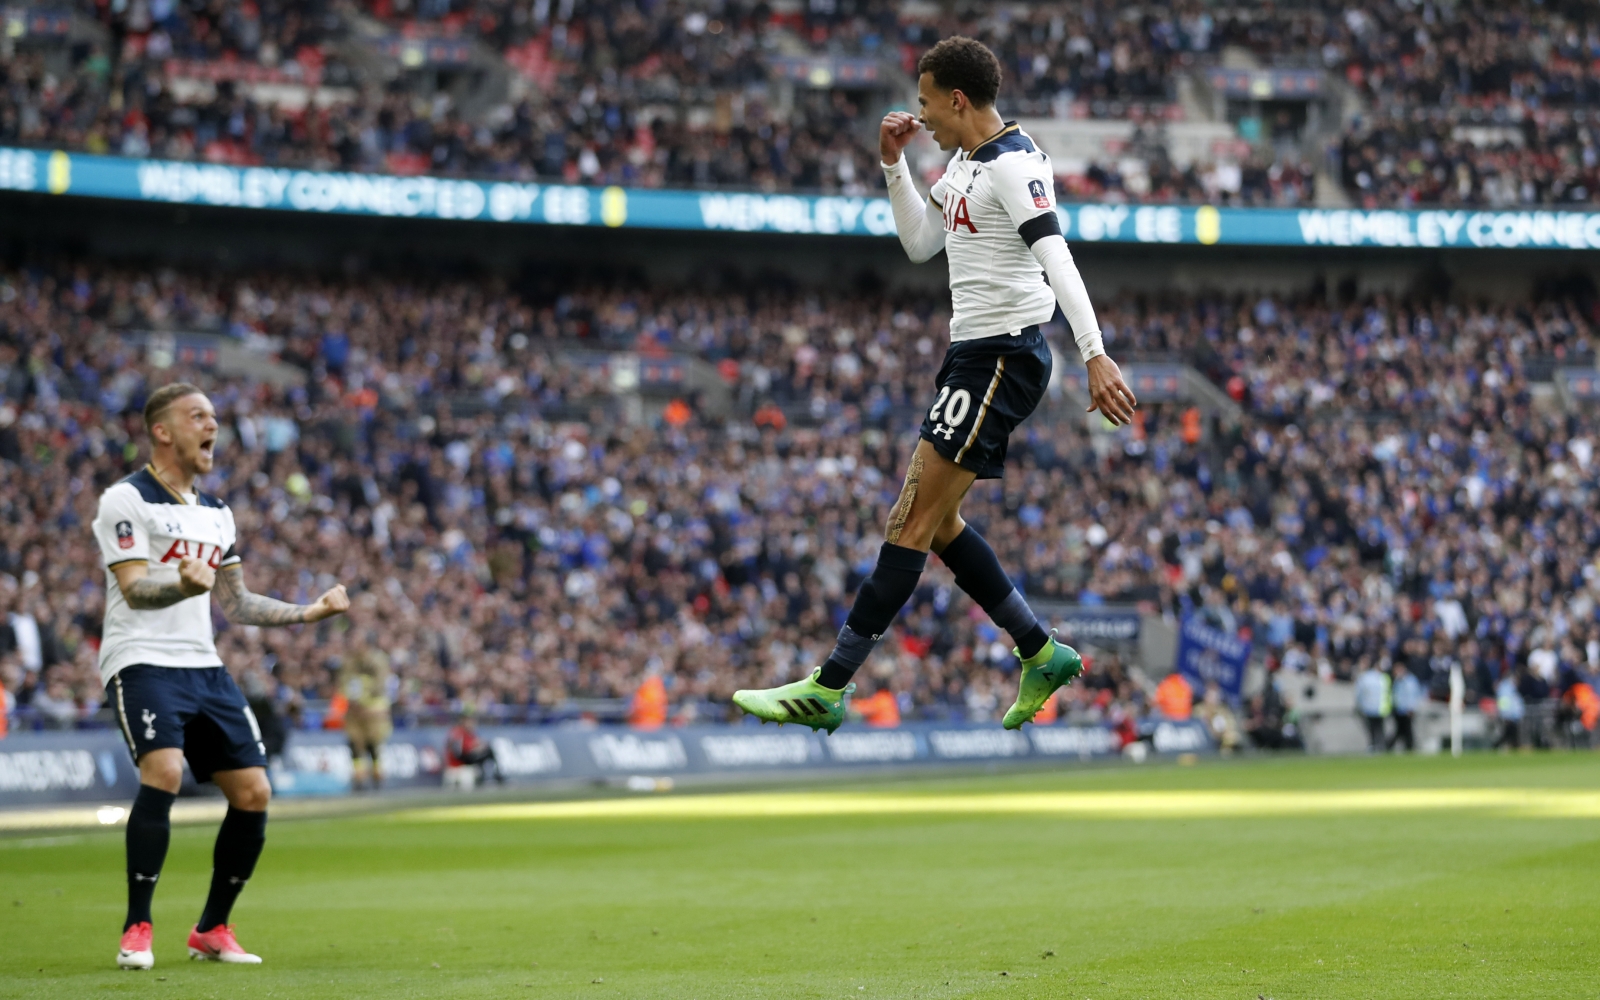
[882,155,945,263]
[1028,234,1105,363]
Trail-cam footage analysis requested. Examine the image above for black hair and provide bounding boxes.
[917,36,1002,108]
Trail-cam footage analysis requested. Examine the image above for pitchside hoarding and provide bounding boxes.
[3,146,1599,249]
[0,720,1213,806]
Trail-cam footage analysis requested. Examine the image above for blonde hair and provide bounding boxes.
[143,382,206,435]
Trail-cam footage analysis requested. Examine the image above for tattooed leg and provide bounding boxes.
[886,449,925,545]
[880,440,978,552]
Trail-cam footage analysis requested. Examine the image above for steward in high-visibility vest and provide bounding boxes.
[627,674,668,729]
[1154,672,1193,720]
[853,689,900,728]
[1569,682,1599,733]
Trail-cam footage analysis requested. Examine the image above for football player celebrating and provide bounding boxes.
[95,383,350,969]
[733,37,1136,733]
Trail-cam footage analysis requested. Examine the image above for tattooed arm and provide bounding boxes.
[213,564,350,627]
[113,558,214,610]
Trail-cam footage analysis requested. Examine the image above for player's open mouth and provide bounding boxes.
[200,438,215,457]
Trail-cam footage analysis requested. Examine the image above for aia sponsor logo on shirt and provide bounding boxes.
[116,520,135,549]
[1028,179,1051,209]
[942,193,977,234]
[159,539,224,569]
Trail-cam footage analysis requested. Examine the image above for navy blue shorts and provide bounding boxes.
[107,665,268,783]
[918,325,1053,479]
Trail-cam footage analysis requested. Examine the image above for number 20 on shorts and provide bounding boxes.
[929,386,971,427]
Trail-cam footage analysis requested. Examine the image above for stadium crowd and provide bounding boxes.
[1339,110,1600,208]
[0,0,889,193]
[1,255,1599,747]
[1262,0,1600,206]
[5,1,1600,207]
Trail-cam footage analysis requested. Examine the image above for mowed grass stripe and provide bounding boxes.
[398,786,1600,823]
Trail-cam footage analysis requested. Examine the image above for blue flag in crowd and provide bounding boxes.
[1175,615,1252,700]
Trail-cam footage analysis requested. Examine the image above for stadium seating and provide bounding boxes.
[1,257,1595,745]
[3,1,1597,206]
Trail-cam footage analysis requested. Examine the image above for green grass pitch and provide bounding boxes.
[3,752,1597,999]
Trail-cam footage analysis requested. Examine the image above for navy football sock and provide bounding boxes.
[937,525,1050,659]
[125,784,176,930]
[197,808,267,933]
[817,543,928,689]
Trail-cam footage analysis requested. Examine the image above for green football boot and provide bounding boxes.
[1002,633,1084,730]
[731,668,855,734]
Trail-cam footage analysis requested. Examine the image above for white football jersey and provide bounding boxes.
[928,123,1060,342]
[92,465,240,683]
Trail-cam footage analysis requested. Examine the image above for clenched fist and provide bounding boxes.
[880,111,922,166]
[305,584,351,622]
[176,557,216,597]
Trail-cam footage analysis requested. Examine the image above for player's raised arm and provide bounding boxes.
[111,559,214,609]
[989,155,1138,426]
[880,111,947,263]
[94,486,211,609]
[213,563,350,626]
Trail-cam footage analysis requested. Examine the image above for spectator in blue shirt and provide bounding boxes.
[1388,661,1423,752]
[1495,673,1526,751]
[1354,657,1391,753]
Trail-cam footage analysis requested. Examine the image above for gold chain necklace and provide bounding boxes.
[151,462,189,500]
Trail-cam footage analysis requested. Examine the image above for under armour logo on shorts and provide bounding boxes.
[142,709,157,740]
[931,424,956,440]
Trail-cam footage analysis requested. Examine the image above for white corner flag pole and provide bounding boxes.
[1449,663,1464,758]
